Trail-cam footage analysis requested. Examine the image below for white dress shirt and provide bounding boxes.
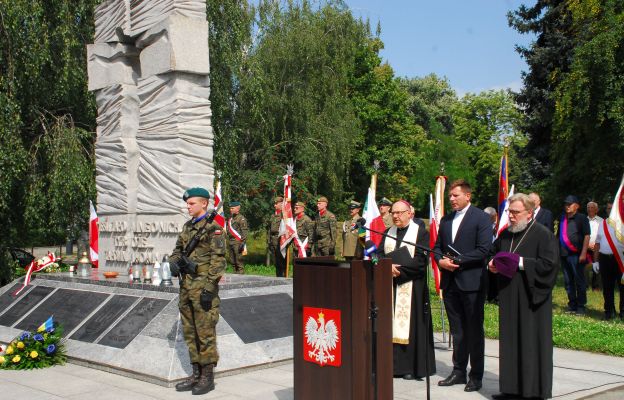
[452,204,470,243]
[588,215,603,246]
[596,221,624,256]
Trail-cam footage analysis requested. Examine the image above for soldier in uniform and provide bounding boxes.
[380,197,394,228]
[227,201,248,274]
[268,196,287,277]
[342,201,363,261]
[294,201,314,257]
[170,187,226,395]
[314,196,337,256]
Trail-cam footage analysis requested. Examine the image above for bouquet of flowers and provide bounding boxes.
[0,316,66,369]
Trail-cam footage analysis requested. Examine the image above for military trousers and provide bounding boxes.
[273,247,287,277]
[227,241,244,273]
[179,275,220,366]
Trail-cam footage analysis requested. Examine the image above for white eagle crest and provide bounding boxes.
[305,312,339,365]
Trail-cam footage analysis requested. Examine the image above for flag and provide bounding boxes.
[13,252,61,296]
[608,173,624,244]
[497,184,515,237]
[89,201,99,268]
[497,147,509,221]
[429,175,446,296]
[37,316,54,333]
[279,173,299,257]
[214,178,225,229]
[362,187,385,248]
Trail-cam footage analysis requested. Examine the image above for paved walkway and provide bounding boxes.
[2,334,624,399]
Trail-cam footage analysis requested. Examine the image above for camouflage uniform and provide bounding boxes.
[314,210,337,256]
[170,218,226,368]
[227,213,248,274]
[382,213,394,229]
[295,212,314,257]
[342,213,363,260]
[268,211,287,277]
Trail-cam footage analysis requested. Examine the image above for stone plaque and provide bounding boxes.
[0,286,55,327]
[99,297,169,348]
[70,294,138,343]
[220,293,293,344]
[16,289,109,333]
[0,283,23,311]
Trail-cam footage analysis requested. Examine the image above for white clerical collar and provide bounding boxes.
[455,204,470,216]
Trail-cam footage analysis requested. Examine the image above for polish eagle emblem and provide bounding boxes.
[304,312,339,366]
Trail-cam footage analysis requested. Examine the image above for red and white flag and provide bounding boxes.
[429,176,446,296]
[496,184,515,237]
[362,186,385,248]
[14,252,61,296]
[279,173,299,257]
[89,200,99,268]
[608,173,624,245]
[214,178,225,229]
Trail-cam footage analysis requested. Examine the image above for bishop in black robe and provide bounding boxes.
[379,220,436,379]
[491,220,559,399]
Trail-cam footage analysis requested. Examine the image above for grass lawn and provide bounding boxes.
[237,231,624,357]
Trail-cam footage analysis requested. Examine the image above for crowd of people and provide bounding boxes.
[167,181,623,399]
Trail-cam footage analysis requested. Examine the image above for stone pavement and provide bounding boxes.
[1,334,623,399]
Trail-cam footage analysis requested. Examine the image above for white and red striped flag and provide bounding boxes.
[214,178,225,229]
[279,170,299,257]
[429,175,446,296]
[362,186,385,248]
[89,200,99,268]
[496,185,515,237]
[608,173,624,245]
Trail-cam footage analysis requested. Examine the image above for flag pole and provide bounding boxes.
[438,162,449,347]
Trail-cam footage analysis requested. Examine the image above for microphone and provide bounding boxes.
[352,217,367,231]
[364,240,379,264]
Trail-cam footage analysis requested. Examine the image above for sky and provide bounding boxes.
[344,0,536,95]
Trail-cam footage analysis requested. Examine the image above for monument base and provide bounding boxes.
[0,272,293,386]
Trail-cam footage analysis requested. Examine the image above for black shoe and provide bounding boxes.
[175,363,200,392]
[464,378,482,392]
[576,308,586,315]
[603,313,613,321]
[492,393,517,400]
[402,374,415,380]
[438,372,466,386]
[192,364,215,395]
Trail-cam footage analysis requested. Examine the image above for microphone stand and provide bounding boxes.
[358,223,452,400]
[367,252,379,400]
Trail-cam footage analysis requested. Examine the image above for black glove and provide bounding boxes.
[170,260,180,277]
[238,243,245,254]
[200,289,215,311]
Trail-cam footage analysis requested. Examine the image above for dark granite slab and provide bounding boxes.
[99,297,170,349]
[16,288,109,333]
[70,295,138,343]
[0,282,24,311]
[220,293,293,344]
[0,286,55,327]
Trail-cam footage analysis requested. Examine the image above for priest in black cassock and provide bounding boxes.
[379,200,436,380]
[488,193,559,400]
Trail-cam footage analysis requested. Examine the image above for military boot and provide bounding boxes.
[192,363,215,395]
[175,363,200,392]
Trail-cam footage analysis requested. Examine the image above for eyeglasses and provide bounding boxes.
[507,209,526,215]
[391,210,409,215]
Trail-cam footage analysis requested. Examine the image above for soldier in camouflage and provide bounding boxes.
[379,197,394,229]
[170,187,226,395]
[294,201,314,257]
[313,196,337,256]
[227,201,248,274]
[268,196,287,277]
[342,200,363,261]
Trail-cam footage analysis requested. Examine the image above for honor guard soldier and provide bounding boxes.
[379,197,394,228]
[227,201,248,274]
[294,201,314,257]
[314,196,337,256]
[170,187,226,395]
[268,196,287,277]
[342,201,363,261]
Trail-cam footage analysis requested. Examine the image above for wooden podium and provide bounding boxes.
[293,257,393,400]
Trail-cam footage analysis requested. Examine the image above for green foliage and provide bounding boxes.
[0,324,67,370]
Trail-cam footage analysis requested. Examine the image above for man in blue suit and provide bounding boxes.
[434,179,492,392]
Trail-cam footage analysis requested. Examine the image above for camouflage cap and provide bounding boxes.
[183,187,210,201]
[229,201,241,207]
[379,197,392,206]
[348,200,362,209]
[317,196,329,203]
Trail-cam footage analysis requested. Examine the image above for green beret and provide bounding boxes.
[183,187,210,201]
[229,201,241,207]
[348,200,362,209]
[317,196,329,203]
[379,197,392,206]
[274,196,284,203]
[295,201,305,207]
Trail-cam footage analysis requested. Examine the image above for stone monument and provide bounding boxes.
[87,0,214,269]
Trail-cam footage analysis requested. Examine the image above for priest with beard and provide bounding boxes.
[488,193,559,400]
[378,200,436,380]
